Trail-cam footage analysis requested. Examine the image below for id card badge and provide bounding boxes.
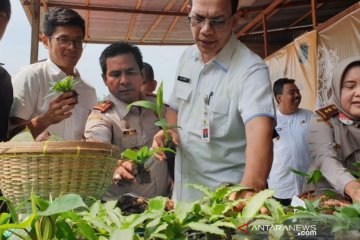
[201,103,210,142]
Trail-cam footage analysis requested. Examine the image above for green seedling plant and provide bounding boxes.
[121,146,174,168]
[127,82,179,146]
[121,146,174,184]
[291,168,324,196]
[50,75,79,93]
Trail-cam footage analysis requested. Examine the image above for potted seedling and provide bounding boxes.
[291,168,350,210]
[127,82,179,180]
[120,146,174,184]
[49,75,80,104]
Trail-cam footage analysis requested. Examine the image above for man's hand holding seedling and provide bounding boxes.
[113,160,137,183]
[152,128,179,160]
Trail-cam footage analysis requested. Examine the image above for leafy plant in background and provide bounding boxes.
[0,194,90,240]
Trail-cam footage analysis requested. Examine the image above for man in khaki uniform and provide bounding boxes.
[84,41,170,200]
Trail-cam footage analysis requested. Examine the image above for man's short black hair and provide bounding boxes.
[273,78,295,97]
[43,7,85,38]
[99,41,143,77]
[189,0,238,15]
[0,0,11,19]
[143,62,154,82]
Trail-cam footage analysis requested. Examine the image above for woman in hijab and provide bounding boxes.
[308,57,360,203]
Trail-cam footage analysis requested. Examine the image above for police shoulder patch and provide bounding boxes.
[93,100,113,113]
[315,104,338,121]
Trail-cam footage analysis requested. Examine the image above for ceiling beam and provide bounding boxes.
[311,0,318,29]
[288,2,325,29]
[161,0,189,43]
[126,0,142,41]
[236,0,286,37]
[22,1,187,16]
[140,0,178,42]
[30,0,40,63]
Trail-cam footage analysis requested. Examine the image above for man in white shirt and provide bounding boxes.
[268,78,313,205]
[9,7,96,140]
[152,0,275,202]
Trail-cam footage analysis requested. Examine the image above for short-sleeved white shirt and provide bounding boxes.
[168,34,275,202]
[268,108,313,199]
[11,59,97,140]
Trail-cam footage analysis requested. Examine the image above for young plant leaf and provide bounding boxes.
[242,189,275,220]
[38,194,87,216]
[290,168,310,177]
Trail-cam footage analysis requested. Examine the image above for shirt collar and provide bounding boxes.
[108,93,149,118]
[191,34,237,73]
[46,58,81,80]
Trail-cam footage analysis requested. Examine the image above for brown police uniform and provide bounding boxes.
[84,94,170,200]
[307,104,358,196]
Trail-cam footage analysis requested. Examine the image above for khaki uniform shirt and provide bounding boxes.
[84,94,169,200]
[308,113,357,196]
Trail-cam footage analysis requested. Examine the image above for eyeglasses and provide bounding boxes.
[51,37,86,49]
[187,15,231,30]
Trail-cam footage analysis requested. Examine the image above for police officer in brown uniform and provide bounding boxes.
[84,41,170,200]
[308,57,360,203]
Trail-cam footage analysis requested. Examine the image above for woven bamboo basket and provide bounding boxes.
[0,141,119,205]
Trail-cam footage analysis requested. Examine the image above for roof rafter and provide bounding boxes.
[22,1,187,16]
[126,0,142,41]
[161,0,189,44]
[140,0,178,43]
[236,0,286,37]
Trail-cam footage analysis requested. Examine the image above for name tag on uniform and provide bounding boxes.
[177,76,191,83]
[123,129,137,135]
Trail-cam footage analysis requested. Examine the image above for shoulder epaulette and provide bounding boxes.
[93,100,113,113]
[315,104,338,121]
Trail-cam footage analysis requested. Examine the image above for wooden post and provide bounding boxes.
[262,14,268,58]
[311,0,318,29]
[30,0,40,64]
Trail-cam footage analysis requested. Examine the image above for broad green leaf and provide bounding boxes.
[0,196,19,223]
[76,221,97,240]
[216,185,251,200]
[0,214,35,230]
[187,222,225,236]
[121,149,138,161]
[186,184,212,197]
[175,202,197,224]
[55,220,77,240]
[307,169,322,185]
[128,100,157,113]
[38,194,86,216]
[211,203,227,215]
[89,201,101,217]
[323,189,338,199]
[304,199,316,212]
[264,198,285,221]
[110,229,134,240]
[242,189,274,220]
[290,168,310,177]
[148,197,167,211]
[148,222,168,239]
[340,205,360,218]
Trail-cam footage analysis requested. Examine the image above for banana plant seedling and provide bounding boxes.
[127,82,180,180]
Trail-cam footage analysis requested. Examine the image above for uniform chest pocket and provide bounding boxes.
[208,96,230,137]
[175,83,192,102]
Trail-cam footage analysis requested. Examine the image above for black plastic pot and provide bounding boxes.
[132,164,151,184]
[164,139,176,180]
